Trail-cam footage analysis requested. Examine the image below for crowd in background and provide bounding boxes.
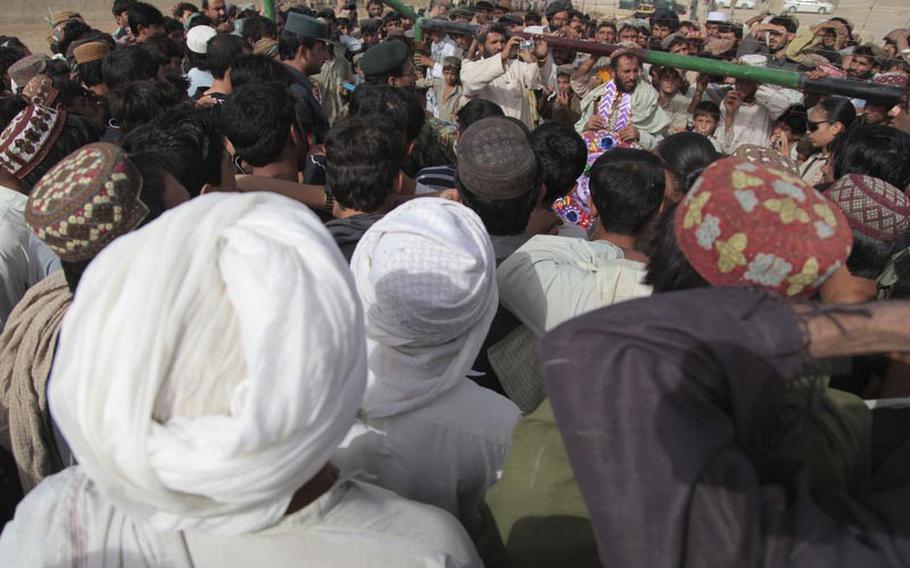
[2,0,910,566]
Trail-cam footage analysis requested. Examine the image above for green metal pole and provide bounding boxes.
[381,0,423,40]
[412,17,903,104]
[262,0,276,22]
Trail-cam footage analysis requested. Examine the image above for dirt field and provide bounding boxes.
[3,0,909,55]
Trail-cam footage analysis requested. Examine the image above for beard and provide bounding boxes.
[616,77,637,93]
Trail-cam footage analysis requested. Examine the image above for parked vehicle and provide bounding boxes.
[715,0,756,8]
[783,0,836,14]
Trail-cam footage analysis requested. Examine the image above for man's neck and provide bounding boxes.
[283,58,307,76]
[658,91,673,105]
[207,78,230,95]
[285,463,339,517]
[596,228,649,263]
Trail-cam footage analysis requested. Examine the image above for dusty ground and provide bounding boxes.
[3,0,909,55]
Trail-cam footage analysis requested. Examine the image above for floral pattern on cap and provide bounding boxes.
[26,142,149,262]
[675,157,852,298]
[0,104,67,180]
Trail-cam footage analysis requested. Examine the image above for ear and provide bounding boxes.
[536,184,547,207]
[440,187,462,202]
[289,124,302,148]
[587,192,598,219]
[406,140,417,159]
[392,169,405,195]
[200,183,215,195]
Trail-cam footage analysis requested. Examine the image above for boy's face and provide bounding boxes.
[693,114,717,136]
[443,68,458,86]
[556,74,571,92]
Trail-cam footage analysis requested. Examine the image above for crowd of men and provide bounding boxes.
[2,0,910,566]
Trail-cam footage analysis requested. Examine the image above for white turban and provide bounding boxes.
[350,198,497,418]
[49,192,366,535]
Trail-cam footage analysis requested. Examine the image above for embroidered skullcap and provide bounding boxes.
[826,175,910,242]
[675,157,852,298]
[21,75,60,108]
[252,37,279,57]
[733,144,799,177]
[26,143,149,262]
[8,54,49,89]
[73,41,111,64]
[873,72,909,91]
[49,10,82,28]
[457,116,537,200]
[0,104,67,180]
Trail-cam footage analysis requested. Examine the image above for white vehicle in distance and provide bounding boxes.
[715,0,756,8]
[783,0,836,14]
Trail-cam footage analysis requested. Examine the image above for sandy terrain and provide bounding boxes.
[3,0,909,55]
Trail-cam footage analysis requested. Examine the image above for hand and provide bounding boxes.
[618,125,639,142]
[695,73,709,91]
[586,114,606,131]
[526,207,563,236]
[501,36,522,62]
[805,69,829,80]
[415,53,435,67]
[195,95,219,108]
[724,90,742,115]
[556,89,570,107]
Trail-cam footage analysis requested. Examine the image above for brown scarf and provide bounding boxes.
[0,270,71,492]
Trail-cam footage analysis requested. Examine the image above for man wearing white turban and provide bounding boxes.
[335,198,521,537]
[0,192,481,567]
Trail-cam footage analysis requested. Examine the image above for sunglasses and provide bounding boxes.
[807,119,830,133]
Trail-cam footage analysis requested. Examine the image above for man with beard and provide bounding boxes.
[847,45,881,81]
[202,0,231,32]
[461,23,551,128]
[545,1,570,33]
[575,51,669,150]
[279,12,332,144]
[737,16,801,71]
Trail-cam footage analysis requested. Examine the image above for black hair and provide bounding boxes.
[109,79,184,133]
[529,121,586,207]
[367,0,383,7]
[609,51,640,71]
[777,104,808,137]
[478,23,509,46]
[103,45,159,90]
[127,2,165,36]
[846,231,898,279]
[241,15,278,45]
[589,148,665,236]
[654,132,721,196]
[817,95,855,137]
[644,203,710,292]
[57,20,94,56]
[348,84,424,145]
[651,8,680,30]
[140,32,183,64]
[455,98,504,132]
[21,113,102,190]
[163,17,184,35]
[173,2,198,17]
[851,45,878,64]
[0,95,28,130]
[831,125,910,190]
[230,53,292,89]
[123,103,224,197]
[693,100,720,119]
[325,116,405,212]
[222,81,297,167]
[278,30,320,61]
[769,16,798,34]
[458,178,539,236]
[206,33,245,80]
[112,0,136,16]
[0,46,28,85]
[187,14,214,29]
